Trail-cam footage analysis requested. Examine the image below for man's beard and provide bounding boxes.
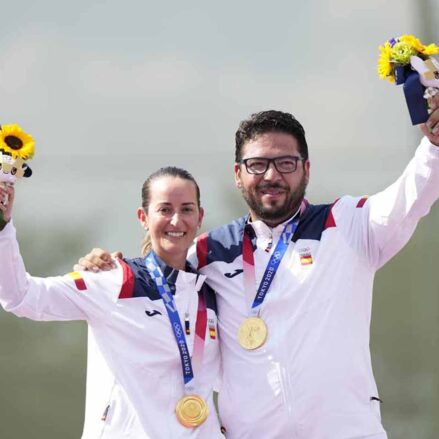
[240,174,307,225]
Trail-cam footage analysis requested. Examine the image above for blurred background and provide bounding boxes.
[0,0,439,437]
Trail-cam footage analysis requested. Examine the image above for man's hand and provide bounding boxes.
[421,93,439,146]
[0,184,15,228]
[73,248,122,272]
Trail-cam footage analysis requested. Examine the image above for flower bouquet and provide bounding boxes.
[378,34,439,125]
[0,124,35,222]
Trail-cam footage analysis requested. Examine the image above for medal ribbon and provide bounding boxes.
[145,253,207,389]
[242,206,304,316]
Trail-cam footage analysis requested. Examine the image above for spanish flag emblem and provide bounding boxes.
[208,319,216,339]
[68,272,87,291]
[300,255,313,265]
[298,247,313,266]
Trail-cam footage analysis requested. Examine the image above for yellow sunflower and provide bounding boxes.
[421,43,439,56]
[399,35,424,53]
[0,124,35,160]
[399,34,439,57]
[377,41,394,82]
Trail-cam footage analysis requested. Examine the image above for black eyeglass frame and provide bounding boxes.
[239,155,304,175]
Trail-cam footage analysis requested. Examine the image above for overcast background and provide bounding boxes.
[1,0,439,437]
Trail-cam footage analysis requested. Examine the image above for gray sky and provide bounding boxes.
[1,0,436,259]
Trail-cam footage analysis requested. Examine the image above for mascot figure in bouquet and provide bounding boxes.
[0,124,35,222]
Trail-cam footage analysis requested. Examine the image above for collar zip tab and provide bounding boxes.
[264,232,273,252]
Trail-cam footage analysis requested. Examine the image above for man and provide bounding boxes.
[79,101,439,438]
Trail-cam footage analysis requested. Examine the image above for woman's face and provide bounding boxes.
[138,176,203,267]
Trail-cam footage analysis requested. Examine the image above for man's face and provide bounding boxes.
[234,132,310,226]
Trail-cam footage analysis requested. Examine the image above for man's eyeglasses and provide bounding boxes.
[240,155,303,175]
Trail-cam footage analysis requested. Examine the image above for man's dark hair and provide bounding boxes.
[235,110,308,163]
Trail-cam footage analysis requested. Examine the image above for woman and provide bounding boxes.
[0,167,223,439]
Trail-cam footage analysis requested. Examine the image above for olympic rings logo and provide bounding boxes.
[174,322,183,337]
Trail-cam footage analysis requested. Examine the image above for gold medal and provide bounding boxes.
[175,395,209,428]
[238,317,268,350]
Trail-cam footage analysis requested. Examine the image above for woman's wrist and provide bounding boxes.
[0,212,10,231]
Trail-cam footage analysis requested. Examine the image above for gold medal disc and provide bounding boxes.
[175,395,209,428]
[238,317,268,350]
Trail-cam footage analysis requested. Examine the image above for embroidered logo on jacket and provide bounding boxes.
[298,248,313,266]
[224,269,243,278]
[145,310,162,317]
[208,318,217,339]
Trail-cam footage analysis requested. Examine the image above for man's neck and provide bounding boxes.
[249,205,302,228]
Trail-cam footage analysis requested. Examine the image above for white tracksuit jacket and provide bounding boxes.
[190,137,439,439]
[0,241,223,439]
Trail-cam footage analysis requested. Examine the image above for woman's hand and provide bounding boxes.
[421,93,439,146]
[0,183,15,225]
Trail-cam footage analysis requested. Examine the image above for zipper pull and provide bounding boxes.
[101,404,110,421]
[185,312,190,335]
[265,233,273,252]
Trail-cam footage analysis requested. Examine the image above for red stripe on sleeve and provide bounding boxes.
[118,259,135,299]
[324,198,339,229]
[356,196,368,208]
[196,233,208,269]
[67,272,88,291]
[75,278,87,291]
